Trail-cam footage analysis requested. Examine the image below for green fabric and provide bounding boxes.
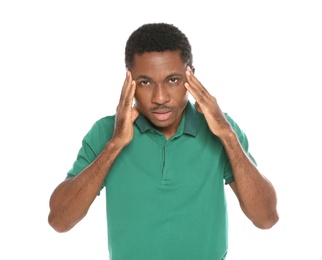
[67,101,255,260]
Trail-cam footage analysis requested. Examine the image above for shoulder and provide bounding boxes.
[223,113,245,138]
[94,115,116,130]
[84,115,116,142]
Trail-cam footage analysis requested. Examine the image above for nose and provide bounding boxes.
[152,84,170,104]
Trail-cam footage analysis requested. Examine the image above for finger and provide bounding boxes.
[129,79,136,106]
[194,101,202,113]
[185,67,209,104]
[119,71,134,107]
[184,67,195,95]
[185,67,203,92]
[185,66,203,87]
[131,105,140,123]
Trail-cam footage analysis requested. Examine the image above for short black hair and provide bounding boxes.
[125,23,193,69]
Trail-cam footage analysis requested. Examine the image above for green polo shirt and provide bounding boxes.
[67,101,255,260]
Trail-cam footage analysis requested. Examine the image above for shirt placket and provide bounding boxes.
[161,139,173,186]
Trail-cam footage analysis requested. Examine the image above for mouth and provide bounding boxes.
[152,110,173,121]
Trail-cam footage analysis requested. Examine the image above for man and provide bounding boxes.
[48,23,279,259]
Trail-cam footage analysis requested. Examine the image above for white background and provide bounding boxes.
[1,0,321,259]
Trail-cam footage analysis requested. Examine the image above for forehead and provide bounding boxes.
[131,51,186,77]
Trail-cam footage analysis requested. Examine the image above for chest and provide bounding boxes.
[105,130,227,192]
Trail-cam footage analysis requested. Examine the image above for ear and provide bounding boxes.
[191,66,195,74]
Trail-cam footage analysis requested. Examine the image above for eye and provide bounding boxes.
[139,80,150,86]
[169,78,178,83]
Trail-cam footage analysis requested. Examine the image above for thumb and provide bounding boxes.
[195,101,202,114]
[131,106,140,122]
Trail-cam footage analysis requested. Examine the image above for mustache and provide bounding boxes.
[150,105,174,112]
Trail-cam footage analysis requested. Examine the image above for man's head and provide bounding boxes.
[125,23,193,69]
[125,23,193,139]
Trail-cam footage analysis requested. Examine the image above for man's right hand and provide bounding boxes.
[112,70,140,146]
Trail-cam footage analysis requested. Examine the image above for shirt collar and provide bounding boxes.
[135,101,198,137]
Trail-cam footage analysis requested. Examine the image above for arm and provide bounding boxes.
[184,66,279,229]
[222,133,278,229]
[48,71,139,232]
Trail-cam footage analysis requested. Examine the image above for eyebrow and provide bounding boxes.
[134,73,184,81]
[134,75,153,81]
[166,73,184,79]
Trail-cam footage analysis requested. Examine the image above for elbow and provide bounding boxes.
[253,212,279,230]
[48,212,74,233]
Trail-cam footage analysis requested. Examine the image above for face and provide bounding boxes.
[131,50,189,138]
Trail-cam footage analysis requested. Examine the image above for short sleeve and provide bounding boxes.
[66,116,115,179]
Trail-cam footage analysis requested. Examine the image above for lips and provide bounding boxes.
[152,110,173,121]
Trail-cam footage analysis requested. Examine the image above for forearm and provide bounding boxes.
[48,139,124,232]
[183,68,278,228]
[220,131,279,229]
